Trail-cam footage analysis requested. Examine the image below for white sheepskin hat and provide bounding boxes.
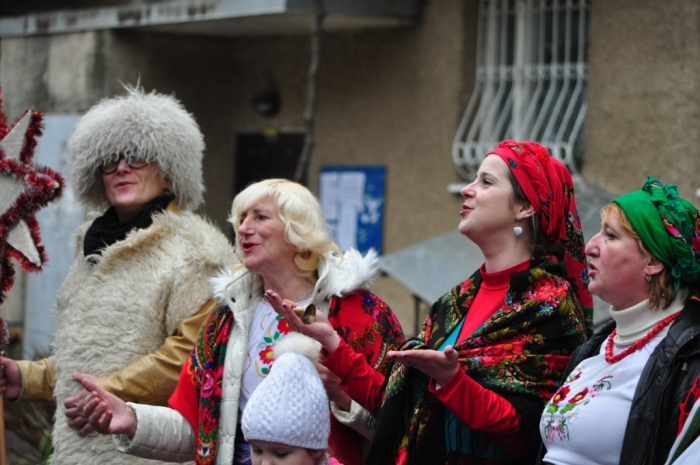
[241,333,330,450]
[67,86,205,211]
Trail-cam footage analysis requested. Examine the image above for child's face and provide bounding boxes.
[249,440,323,465]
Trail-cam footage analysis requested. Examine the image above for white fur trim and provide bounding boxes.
[273,333,321,364]
[68,86,205,211]
[324,248,379,298]
[209,268,236,303]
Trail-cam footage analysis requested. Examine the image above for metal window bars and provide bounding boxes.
[452,0,589,179]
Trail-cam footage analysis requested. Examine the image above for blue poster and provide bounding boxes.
[319,166,385,255]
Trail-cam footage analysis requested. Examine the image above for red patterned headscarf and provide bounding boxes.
[489,140,593,333]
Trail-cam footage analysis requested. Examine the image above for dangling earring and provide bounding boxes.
[645,275,651,282]
[513,220,523,237]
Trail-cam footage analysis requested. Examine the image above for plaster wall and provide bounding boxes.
[584,0,700,203]
[0,31,108,121]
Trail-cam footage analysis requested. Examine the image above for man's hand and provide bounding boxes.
[72,372,138,437]
[0,357,22,400]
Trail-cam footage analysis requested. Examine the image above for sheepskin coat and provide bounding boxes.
[49,208,235,465]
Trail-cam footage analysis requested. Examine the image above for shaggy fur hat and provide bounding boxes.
[67,86,205,211]
[242,333,330,450]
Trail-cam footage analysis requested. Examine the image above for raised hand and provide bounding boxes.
[72,372,137,437]
[0,357,22,400]
[388,345,461,386]
[265,290,341,353]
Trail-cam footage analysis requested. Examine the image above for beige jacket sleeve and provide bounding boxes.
[331,399,376,440]
[16,357,56,402]
[96,298,217,406]
[114,402,196,462]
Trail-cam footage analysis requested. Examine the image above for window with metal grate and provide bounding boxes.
[452,0,589,179]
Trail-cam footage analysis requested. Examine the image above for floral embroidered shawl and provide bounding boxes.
[367,250,590,465]
[168,290,404,465]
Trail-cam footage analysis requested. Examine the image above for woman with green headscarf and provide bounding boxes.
[539,176,700,465]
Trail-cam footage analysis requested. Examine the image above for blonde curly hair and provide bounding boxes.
[230,179,342,278]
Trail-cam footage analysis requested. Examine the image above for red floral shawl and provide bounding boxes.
[366,250,591,465]
[168,290,404,465]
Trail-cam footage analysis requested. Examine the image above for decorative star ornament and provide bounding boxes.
[0,94,64,304]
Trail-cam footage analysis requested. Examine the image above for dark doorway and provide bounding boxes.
[234,130,305,195]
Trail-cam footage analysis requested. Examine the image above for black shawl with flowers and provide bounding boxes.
[366,249,589,465]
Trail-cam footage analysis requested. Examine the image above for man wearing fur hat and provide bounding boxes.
[0,87,237,464]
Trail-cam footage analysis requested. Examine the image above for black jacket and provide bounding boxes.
[560,297,700,465]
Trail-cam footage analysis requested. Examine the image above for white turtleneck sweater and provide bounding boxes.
[539,296,685,465]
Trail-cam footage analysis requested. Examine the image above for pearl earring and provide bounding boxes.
[513,220,523,237]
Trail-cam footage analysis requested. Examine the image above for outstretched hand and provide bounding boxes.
[65,374,97,435]
[388,345,461,386]
[72,372,137,437]
[265,290,341,353]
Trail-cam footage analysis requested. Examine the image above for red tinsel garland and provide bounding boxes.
[0,95,64,303]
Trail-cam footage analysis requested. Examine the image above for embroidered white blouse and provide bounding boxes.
[239,298,310,413]
[539,297,684,465]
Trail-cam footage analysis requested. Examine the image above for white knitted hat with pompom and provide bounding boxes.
[241,333,329,450]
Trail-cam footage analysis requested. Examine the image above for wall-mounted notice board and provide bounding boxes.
[319,166,385,255]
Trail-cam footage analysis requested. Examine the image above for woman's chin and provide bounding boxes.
[243,258,259,272]
[457,222,473,238]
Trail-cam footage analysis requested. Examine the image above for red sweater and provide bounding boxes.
[322,261,530,457]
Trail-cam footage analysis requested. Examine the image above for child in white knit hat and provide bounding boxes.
[241,333,343,465]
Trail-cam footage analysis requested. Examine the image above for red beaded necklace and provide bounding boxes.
[605,312,681,364]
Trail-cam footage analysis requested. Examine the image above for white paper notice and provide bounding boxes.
[337,205,358,251]
[320,172,339,220]
[339,172,365,210]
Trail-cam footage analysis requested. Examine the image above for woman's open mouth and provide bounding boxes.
[460,204,473,215]
[241,242,258,253]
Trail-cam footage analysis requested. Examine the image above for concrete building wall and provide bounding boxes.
[584,0,700,203]
[0,31,108,121]
[313,0,474,251]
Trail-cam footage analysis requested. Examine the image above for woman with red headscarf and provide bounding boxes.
[270,140,593,464]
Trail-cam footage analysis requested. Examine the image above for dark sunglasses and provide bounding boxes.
[99,155,149,174]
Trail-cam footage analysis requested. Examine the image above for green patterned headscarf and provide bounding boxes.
[614,176,700,289]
